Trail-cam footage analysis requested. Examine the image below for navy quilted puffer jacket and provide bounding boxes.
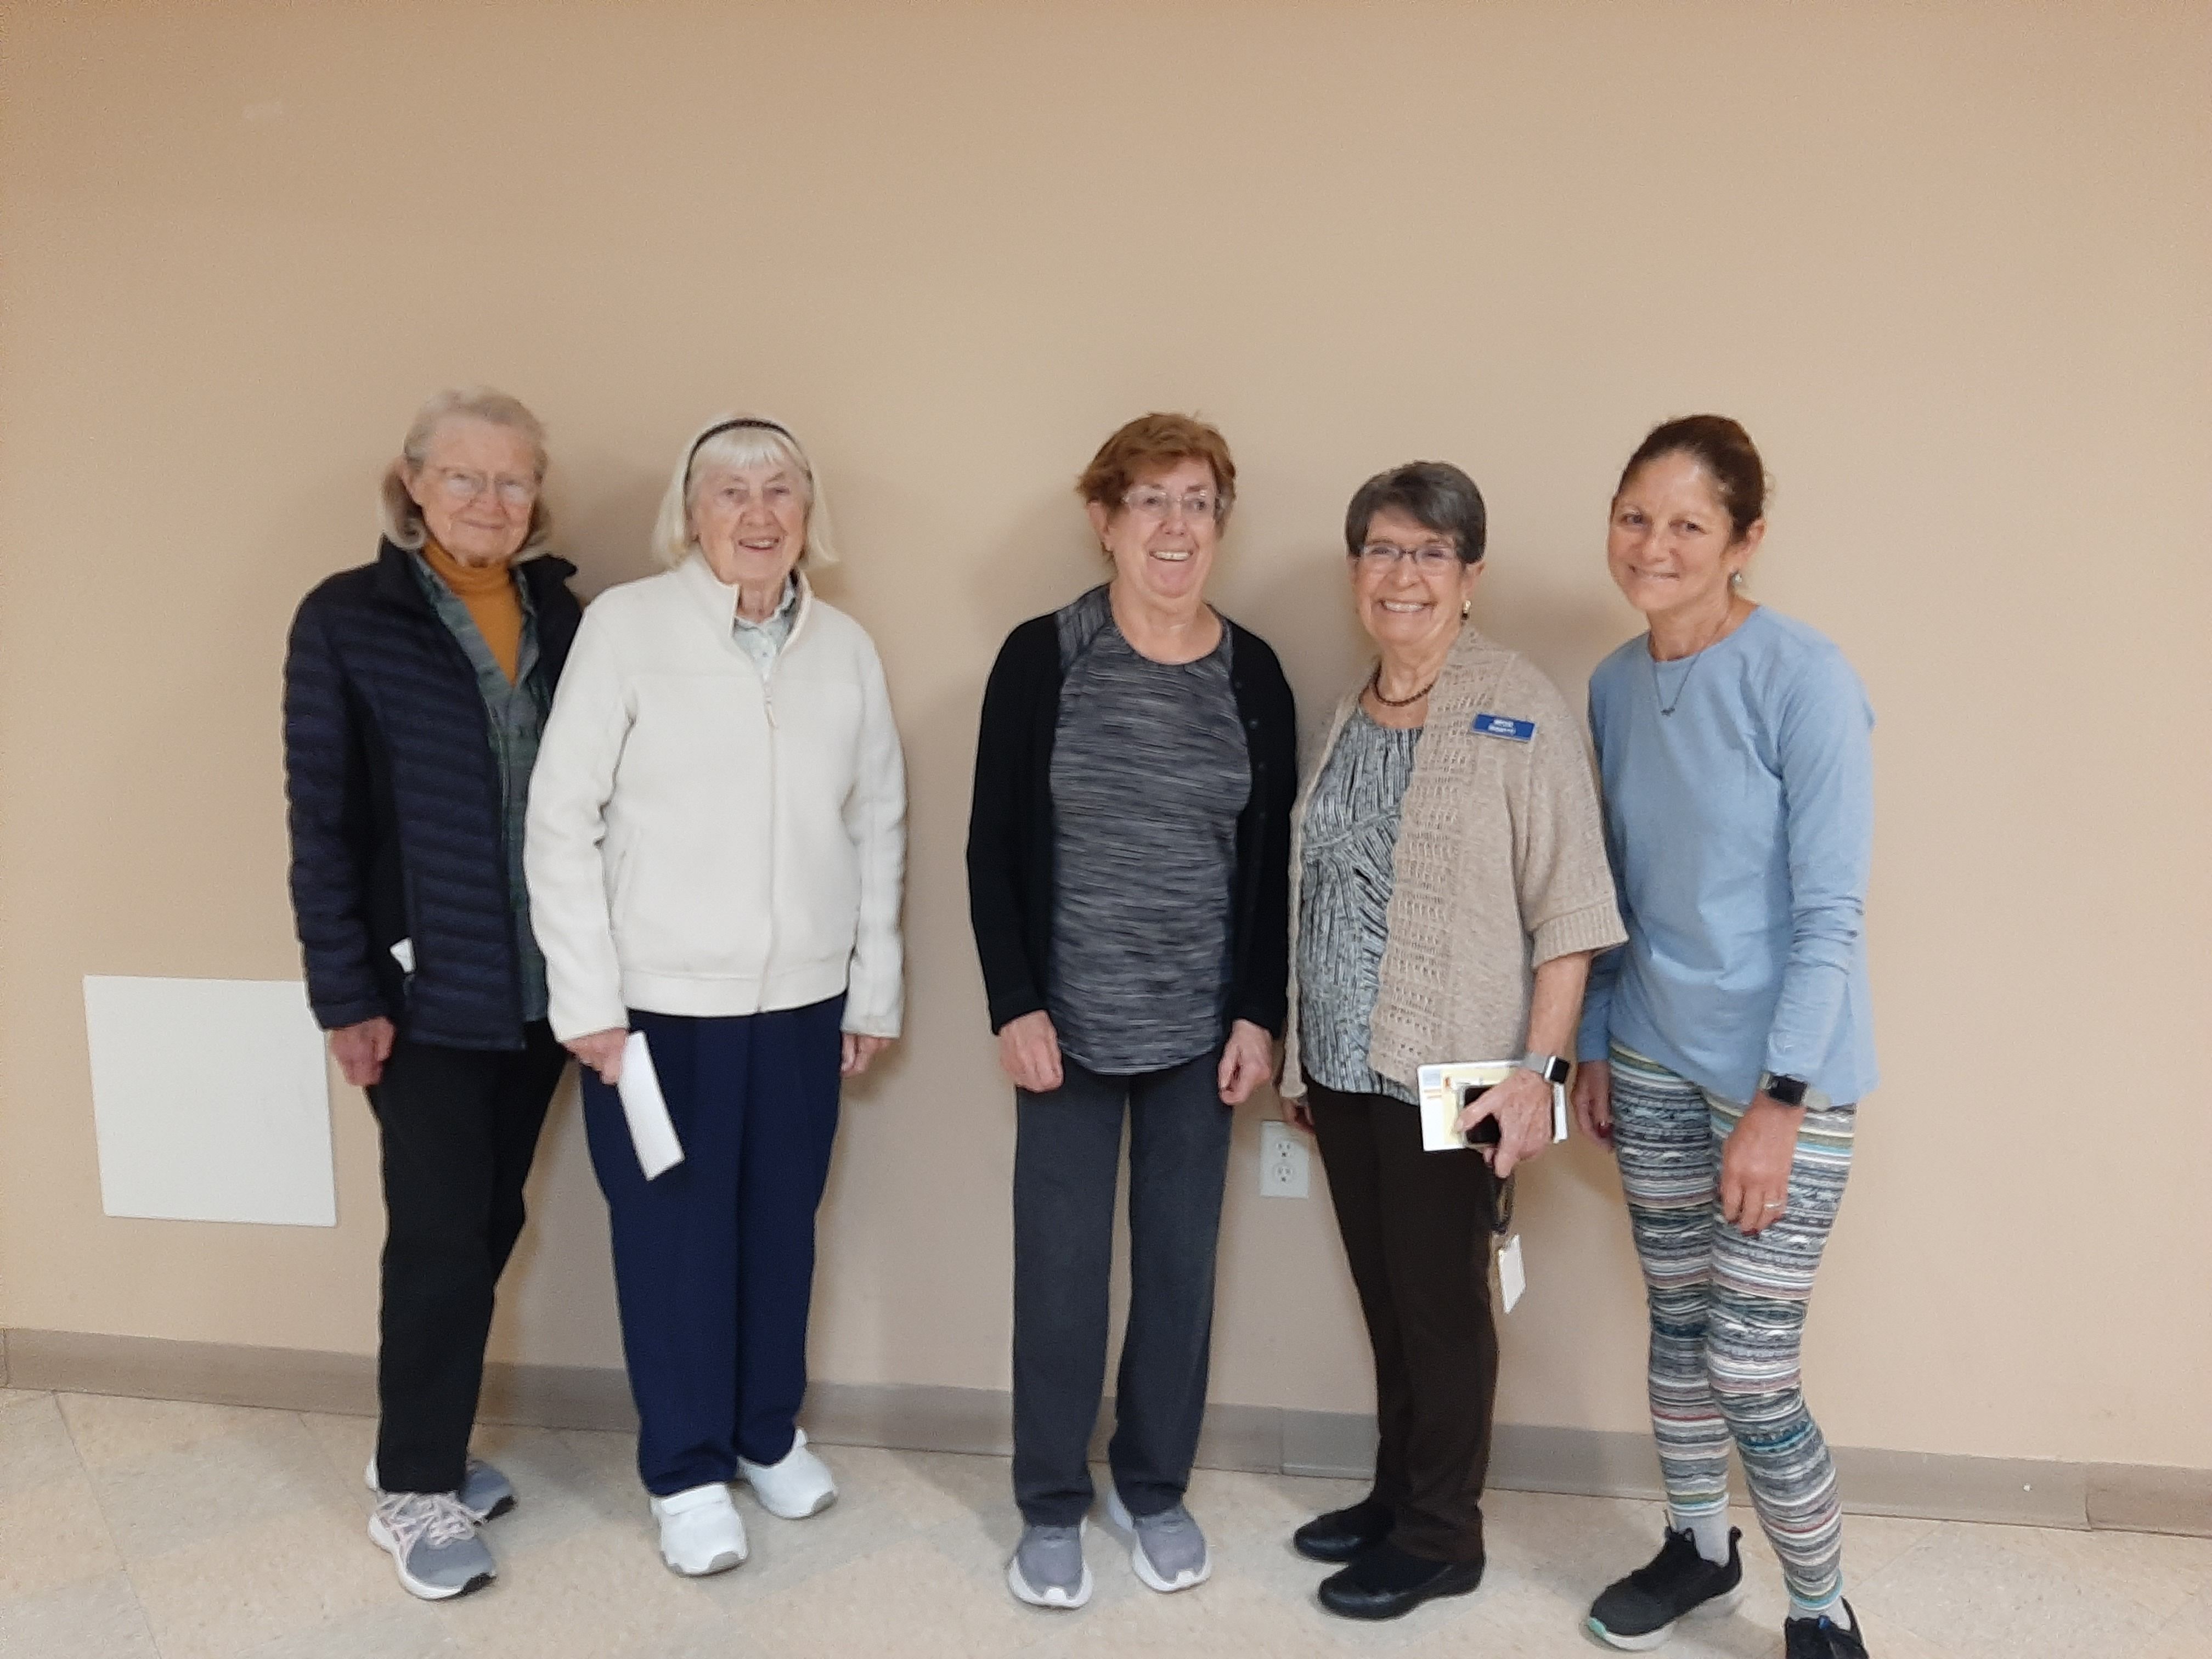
[284,539,583,1050]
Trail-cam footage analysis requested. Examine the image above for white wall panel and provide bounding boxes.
[83,976,336,1227]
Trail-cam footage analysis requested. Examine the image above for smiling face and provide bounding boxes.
[404,416,539,567]
[1087,455,1222,613]
[688,458,809,590]
[1351,505,1480,656]
[1606,449,1763,628]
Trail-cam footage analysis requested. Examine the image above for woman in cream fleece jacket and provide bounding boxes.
[524,415,904,1579]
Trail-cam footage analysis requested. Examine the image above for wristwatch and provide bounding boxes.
[1520,1052,1571,1086]
[1759,1071,1809,1107]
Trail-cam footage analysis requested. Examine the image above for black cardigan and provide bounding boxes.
[964,607,1298,1040]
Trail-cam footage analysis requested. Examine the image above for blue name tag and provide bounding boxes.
[1471,713,1536,742]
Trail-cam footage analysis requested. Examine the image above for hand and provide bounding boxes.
[1720,1094,1804,1234]
[1216,1020,1274,1106]
[1278,1093,1314,1132]
[1457,1068,1554,1178]
[565,1027,627,1086]
[329,1017,394,1088]
[842,1032,890,1077]
[1572,1059,1615,1149]
[996,1010,1064,1094]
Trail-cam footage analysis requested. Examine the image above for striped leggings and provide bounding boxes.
[1610,1045,1855,1607]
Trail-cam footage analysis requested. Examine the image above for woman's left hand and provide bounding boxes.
[1216,1020,1274,1106]
[842,1033,891,1078]
[1719,1094,1804,1233]
[1457,1069,1554,1178]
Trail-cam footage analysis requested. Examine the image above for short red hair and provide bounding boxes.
[1076,413,1237,520]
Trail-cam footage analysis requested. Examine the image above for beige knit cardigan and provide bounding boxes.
[1280,627,1626,1099]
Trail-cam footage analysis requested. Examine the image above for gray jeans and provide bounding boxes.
[1011,1047,1232,1526]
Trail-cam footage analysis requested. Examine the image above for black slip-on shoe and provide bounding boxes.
[1317,1542,1483,1620]
[1293,1499,1393,1563]
[1586,1526,1745,1650]
[1785,1600,1871,1658]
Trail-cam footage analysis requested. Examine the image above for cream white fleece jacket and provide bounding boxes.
[524,556,906,1042]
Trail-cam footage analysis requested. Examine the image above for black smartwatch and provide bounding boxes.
[1760,1072,1809,1107]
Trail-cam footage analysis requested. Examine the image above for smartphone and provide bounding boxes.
[1460,1083,1502,1148]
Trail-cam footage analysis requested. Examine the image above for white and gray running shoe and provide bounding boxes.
[365,1455,516,1523]
[1007,1520,1092,1609]
[1105,1487,1211,1592]
[368,1491,496,1600]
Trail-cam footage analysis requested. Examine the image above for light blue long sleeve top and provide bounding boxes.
[1576,606,1878,1106]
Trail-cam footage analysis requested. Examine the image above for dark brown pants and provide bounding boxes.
[1308,1082,1499,1565]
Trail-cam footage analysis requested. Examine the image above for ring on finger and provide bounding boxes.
[1761,1199,1786,1211]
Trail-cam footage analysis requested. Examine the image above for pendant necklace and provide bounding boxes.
[1368,663,1436,708]
[1651,605,1735,717]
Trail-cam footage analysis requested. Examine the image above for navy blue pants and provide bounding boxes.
[581,997,844,1496]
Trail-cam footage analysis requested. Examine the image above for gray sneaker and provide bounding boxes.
[1105,1487,1211,1592]
[365,1455,516,1523]
[1007,1520,1092,1609]
[369,1491,496,1600]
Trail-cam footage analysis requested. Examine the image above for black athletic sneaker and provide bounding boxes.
[1785,1600,1870,1657]
[1585,1526,1745,1650]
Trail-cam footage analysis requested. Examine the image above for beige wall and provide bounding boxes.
[3,1,2207,1471]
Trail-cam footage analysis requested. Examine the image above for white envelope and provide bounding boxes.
[617,1030,684,1180]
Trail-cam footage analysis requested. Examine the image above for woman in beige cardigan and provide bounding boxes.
[1277,461,1623,1622]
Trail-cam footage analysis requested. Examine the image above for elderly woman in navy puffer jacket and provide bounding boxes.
[284,387,582,1604]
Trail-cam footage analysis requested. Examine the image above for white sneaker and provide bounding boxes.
[738,1428,838,1520]
[650,1483,747,1576]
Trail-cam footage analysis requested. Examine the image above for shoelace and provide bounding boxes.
[379,1491,476,1552]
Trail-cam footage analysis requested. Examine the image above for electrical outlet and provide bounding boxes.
[1259,1120,1310,1198]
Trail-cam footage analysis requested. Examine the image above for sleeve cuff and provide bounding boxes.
[1531,899,1628,966]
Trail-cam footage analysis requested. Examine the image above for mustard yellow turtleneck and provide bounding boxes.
[421,537,524,683]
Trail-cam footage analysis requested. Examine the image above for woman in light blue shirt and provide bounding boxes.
[1572,416,1876,1659]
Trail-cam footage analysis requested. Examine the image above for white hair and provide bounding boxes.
[650,413,839,571]
[379,386,553,554]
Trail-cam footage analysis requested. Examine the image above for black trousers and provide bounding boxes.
[366,1022,566,1494]
[1011,1048,1233,1526]
[1308,1081,1499,1565]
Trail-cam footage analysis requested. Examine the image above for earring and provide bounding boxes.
[1461,598,1472,618]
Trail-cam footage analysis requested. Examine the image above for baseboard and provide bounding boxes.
[6,1328,2204,1537]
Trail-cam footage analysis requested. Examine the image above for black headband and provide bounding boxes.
[685,417,796,480]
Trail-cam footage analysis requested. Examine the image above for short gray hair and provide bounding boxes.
[650,413,839,571]
[379,387,554,553]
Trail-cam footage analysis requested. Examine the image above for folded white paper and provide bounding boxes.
[617,1030,684,1179]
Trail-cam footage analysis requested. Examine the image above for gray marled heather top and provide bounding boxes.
[1048,585,1250,1074]
[1296,709,1420,1103]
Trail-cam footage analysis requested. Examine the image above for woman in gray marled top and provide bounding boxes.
[1277,462,1621,1623]
[964,413,1297,1613]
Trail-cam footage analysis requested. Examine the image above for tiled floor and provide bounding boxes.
[2,1385,2206,1658]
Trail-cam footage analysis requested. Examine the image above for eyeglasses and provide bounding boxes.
[431,469,538,509]
[1355,541,1460,572]
[1123,487,1223,522]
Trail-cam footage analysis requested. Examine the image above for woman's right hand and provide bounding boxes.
[1279,1093,1314,1133]
[996,1010,1064,1094]
[329,1017,395,1088]
[566,1027,627,1086]
[1572,1059,1615,1149]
